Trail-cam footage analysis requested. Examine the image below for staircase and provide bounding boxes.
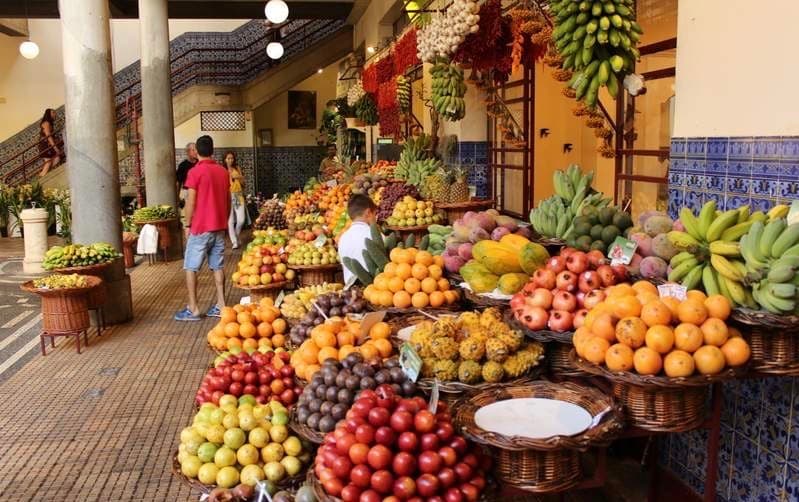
[0,18,351,188]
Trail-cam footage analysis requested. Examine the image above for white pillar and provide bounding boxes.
[139,0,178,207]
[21,208,49,273]
[59,0,123,250]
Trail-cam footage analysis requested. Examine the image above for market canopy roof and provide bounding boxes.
[0,0,355,19]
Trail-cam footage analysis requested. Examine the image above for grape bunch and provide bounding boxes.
[376,182,420,222]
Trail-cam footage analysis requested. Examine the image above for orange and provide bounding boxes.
[437,278,451,291]
[693,345,726,375]
[378,290,394,307]
[728,326,743,338]
[304,364,321,381]
[677,299,708,325]
[674,323,704,352]
[613,296,642,319]
[442,290,459,305]
[226,337,242,350]
[661,296,681,320]
[373,338,393,358]
[421,277,438,294]
[326,317,346,333]
[383,262,398,277]
[640,300,673,327]
[428,291,445,308]
[389,248,406,264]
[583,337,611,364]
[239,322,257,339]
[636,292,660,308]
[700,318,729,346]
[663,350,695,377]
[591,313,618,342]
[271,334,286,348]
[302,344,320,364]
[259,297,274,308]
[704,295,732,321]
[428,265,443,280]
[404,278,421,294]
[213,322,226,337]
[411,292,430,309]
[607,284,635,298]
[224,322,240,338]
[573,327,593,358]
[396,263,413,280]
[633,347,663,375]
[388,276,405,293]
[720,337,751,367]
[632,280,659,297]
[415,251,434,266]
[369,322,390,340]
[363,285,376,304]
[373,275,389,292]
[337,330,355,347]
[393,290,412,309]
[405,248,418,261]
[242,338,258,352]
[615,317,648,349]
[233,304,246,313]
[411,263,429,280]
[686,290,708,303]
[318,346,339,364]
[395,249,414,265]
[358,343,380,361]
[237,311,253,325]
[258,337,273,348]
[645,325,675,354]
[261,307,279,324]
[221,307,238,324]
[605,343,635,372]
[313,329,337,348]
[272,318,287,334]
[433,255,444,268]
[338,344,357,360]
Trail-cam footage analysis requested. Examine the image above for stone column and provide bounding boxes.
[139,0,177,208]
[59,0,123,251]
[20,208,49,274]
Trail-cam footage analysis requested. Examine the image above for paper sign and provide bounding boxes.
[658,283,687,301]
[357,310,386,344]
[607,236,638,266]
[344,273,358,290]
[256,480,274,502]
[313,235,327,248]
[274,290,285,308]
[788,200,799,225]
[399,342,423,382]
[240,296,251,305]
[326,180,338,188]
[428,380,440,413]
[312,301,329,320]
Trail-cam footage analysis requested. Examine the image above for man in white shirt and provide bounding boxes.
[339,194,378,284]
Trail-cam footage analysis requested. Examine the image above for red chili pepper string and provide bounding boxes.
[362,65,378,93]
[377,80,401,138]
[454,0,513,82]
[393,28,420,75]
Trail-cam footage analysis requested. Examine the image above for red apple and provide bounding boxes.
[375,426,396,447]
[533,268,557,289]
[367,445,393,471]
[414,410,436,433]
[393,476,416,500]
[390,411,414,433]
[351,464,373,488]
[420,433,440,451]
[397,431,418,452]
[565,251,589,274]
[416,474,440,497]
[552,291,577,312]
[555,271,578,292]
[437,468,456,488]
[548,310,574,332]
[392,451,417,477]
[370,469,394,494]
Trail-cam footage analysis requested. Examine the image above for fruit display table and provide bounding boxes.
[233,281,293,303]
[437,199,494,225]
[288,263,342,288]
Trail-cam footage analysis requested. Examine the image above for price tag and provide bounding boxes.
[788,200,799,225]
[428,379,440,413]
[399,342,423,382]
[658,283,687,301]
[357,310,386,344]
[277,246,285,255]
[313,301,329,320]
[240,296,251,305]
[607,236,638,266]
[344,273,358,290]
[274,290,285,308]
[256,480,274,502]
[326,180,338,188]
[313,234,328,248]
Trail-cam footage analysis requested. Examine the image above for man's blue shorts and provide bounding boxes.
[184,231,225,272]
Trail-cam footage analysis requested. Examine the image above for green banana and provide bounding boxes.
[770,222,799,258]
[679,207,704,241]
[720,220,755,242]
[696,201,716,240]
[668,257,699,282]
[765,282,797,299]
[766,264,796,283]
[681,265,703,290]
[702,265,721,297]
[667,231,703,252]
[759,219,787,260]
[706,209,740,242]
[670,251,697,267]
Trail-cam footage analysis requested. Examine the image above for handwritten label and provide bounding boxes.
[274,290,285,308]
[658,283,687,301]
[607,236,638,266]
[428,379,440,413]
[357,311,386,345]
[313,234,327,249]
[240,296,251,305]
[399,343,423,382]
[788,200,799,225]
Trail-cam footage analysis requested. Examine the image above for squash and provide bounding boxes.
[499,234,532,254]
[471,240,523,275]
[519,242,550,274]
[497,273,529,295]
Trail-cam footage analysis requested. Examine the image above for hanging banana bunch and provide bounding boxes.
[430,60,467,121]
[396,75,411,113]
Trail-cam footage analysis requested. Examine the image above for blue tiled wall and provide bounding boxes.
[666,136,799,501]
[445,141,489,198]
[256,146,326,195]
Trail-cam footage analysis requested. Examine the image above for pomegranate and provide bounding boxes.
[548,310,574,332]
[555,271,578,292]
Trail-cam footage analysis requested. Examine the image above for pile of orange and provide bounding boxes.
[363,248,459,309]
[206,298,289,352]
[574,281,751,377]
[290,319,394,381]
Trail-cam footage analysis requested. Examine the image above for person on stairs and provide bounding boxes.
[38,108,64,177]
[175,135,231,321]
[224,151,247,249]
[338,194,378,286]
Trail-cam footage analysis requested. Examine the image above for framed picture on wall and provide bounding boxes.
[259,129,273,146]
[288,90,317,129]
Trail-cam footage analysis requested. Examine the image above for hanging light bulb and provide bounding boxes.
[264,0,289,23]
[19,40,39,59]
[266,42,284,59]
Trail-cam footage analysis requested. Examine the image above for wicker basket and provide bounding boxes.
[732,309,799,374]
[172,453,307,496]
[463,287,509,308]
[368,303,462,317]
[503,309,574,344]
[453,381,623,493]
[289,408,325,444]
[289,263,341,287]
[568,350,740,431]
[53,259,118,309]
[384,224,430,246]
[436,199,494,224]
[547,341,589,377]
[21,276,101,333]
[234,281,294,303]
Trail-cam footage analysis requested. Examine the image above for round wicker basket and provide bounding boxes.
[21,276,101,333]
[732,309,799,374]
[462,287,509,308]
[234,281,294,302]
[172,453,307,495]
[289,263,341,288]
[289,407,325,444]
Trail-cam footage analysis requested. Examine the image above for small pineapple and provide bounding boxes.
[422,169,449,203]
[482,361,505,383]
[497,328,524,353]
[421,358,437,378]
[431,337,459,360]
[480,308,504,328]
[433,317,459,339]
[502,354,533,378]
[457,312,481,331]
[459,337,486,361]
[458,360,482,384]
[449,167,470,203]
[485,338,509,362]
[410,324,436,358]
[433,359,459,381]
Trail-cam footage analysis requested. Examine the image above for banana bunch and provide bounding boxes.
[430,61,466,121]
[396,134,443,187]
[553,164,594,202]
[132,204,176,222]
[530,164,608,239]
[355,93,378,125]
[43,242,121,270]
[33,273,89,290]
[549,0,643,107]
[396,75,411,112]
[738,217,799,314]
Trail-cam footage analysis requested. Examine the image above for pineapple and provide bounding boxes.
[459,337,485,361]
[485,338,509,362]
[431,337,459,360]
[458,361,482,384]
[433,359,459,381]
[482,361,505,383]
[449,167,470,202]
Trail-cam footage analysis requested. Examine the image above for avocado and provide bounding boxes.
[574,221,593,237]
[612,211,633,230]
[590,224,604,241]
[581,206,599,225]
[576,235,593,251]
[573,215,591,228]
[590,240,607,251]
[600,225,621,245]
[598,207,616,225]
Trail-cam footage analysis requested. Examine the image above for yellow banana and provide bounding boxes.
[679,207,704,242]
[768,204,790,221]
[708,240,741,257]
[706,209,740,242]
[722,276,747,305]
[667,231,703,251]
[711,253,744,282]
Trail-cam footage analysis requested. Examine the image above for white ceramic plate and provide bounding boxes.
[474,398,592,439]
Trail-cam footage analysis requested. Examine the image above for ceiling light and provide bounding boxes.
[265,0,289,23]
[19,40,39,59]
[266,42,284,59]
[366,46,376,54]
[317,68,323,74]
